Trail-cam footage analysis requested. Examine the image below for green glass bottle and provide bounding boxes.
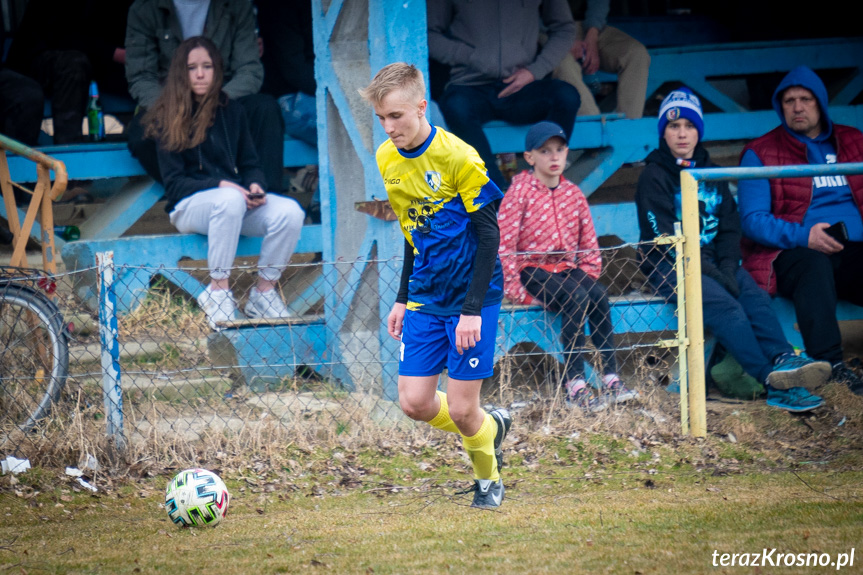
[87,81,104,142]
[54,225,81,241]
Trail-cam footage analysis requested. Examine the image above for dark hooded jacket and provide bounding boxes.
[636,139,741,301]
[156,94,266,213]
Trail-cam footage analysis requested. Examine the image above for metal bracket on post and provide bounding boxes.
[96,251,126,450]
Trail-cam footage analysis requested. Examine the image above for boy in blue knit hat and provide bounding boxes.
[635,87,832,412]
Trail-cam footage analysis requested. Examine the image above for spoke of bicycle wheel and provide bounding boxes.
[0,298,57,431]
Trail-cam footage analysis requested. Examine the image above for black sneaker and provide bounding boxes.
[832,362,863,395]
[489,407,512,474]
[464,478,505,509]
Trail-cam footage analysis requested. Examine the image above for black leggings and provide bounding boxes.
[520,267,617,381]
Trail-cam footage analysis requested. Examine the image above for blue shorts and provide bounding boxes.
[399,305,500,380]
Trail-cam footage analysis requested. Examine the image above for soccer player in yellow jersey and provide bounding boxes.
[360,63,512,508]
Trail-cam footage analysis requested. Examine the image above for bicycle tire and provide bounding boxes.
[0,283,69,433]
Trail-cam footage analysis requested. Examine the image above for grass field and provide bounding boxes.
[2,426,862,574]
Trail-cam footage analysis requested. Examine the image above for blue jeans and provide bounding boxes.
[702,268,792,383]
[438,79,580,190]
[277,92,317,146]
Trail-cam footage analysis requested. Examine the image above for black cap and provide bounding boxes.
[524,121,568,151]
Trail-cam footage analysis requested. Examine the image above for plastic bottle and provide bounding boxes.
[578,58,602,96]
[54,225,81,241]
[87,81,104,142]
[583,72,602,96]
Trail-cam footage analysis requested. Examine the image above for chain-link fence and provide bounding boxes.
[1,238,684,468]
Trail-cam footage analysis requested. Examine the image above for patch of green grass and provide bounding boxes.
[1,467,861,574]
[717,441,757,463]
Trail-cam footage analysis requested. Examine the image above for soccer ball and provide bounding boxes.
[165,468,230,527]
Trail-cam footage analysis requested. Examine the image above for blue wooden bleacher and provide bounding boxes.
[3,31,863,392]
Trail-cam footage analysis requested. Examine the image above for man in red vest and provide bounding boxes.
[738,65,863,395]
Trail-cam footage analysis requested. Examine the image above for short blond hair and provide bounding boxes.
[359,62,426,106]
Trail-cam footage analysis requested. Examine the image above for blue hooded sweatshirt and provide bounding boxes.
[738,65,862,248]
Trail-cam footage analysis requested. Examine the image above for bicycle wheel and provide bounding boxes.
[0,283,69,432]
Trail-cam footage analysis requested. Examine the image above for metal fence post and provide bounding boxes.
[96,251,126,449]
[680,171,706,437]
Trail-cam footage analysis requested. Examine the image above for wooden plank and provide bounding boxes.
[217,314,325,328]
[78,179,165,240]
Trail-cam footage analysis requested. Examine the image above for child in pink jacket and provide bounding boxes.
[498,121,636,411]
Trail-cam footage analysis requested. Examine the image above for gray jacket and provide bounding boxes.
[428,0,576,87]
[125,0,263,108]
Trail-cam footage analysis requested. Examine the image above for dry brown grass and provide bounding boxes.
[5,272,863,513]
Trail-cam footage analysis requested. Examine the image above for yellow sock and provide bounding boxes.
[427,390,459,434]
[461,413,499,482]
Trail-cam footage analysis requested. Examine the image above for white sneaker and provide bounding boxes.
[602,373,639,404]
[244,288,293,320]
[196,286,238,330]
[565,378,608,412]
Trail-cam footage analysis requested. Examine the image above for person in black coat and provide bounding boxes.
[255,0,316,146]
[0,24,44,243]
[143,36,304,330]
[6,0,132,144]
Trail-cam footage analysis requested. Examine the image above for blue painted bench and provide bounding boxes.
[554,36,863,116]
[2,135,322,312]
[496,294,677,362]
[1,129,328,393]
[218,293,678,393]
[497,295,863,387]
[212,288,863,393]
[61,225,323,314]
[212,315,329,392]
[644,37,863,114]
[477,37,863,197]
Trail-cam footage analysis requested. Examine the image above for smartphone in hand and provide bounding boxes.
[824,221,848,244]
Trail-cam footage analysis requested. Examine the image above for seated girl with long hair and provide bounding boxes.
[143,36,305,329]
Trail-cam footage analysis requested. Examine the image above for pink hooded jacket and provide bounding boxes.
[498,170,602,304]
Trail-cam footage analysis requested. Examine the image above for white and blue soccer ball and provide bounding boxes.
[165,468,230,527]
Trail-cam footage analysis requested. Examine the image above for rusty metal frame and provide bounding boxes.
[0,133,68,275]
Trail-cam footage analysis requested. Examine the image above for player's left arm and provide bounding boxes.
[455,198,501,354]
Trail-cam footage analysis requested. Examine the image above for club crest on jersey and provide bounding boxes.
[425,171,442,192]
